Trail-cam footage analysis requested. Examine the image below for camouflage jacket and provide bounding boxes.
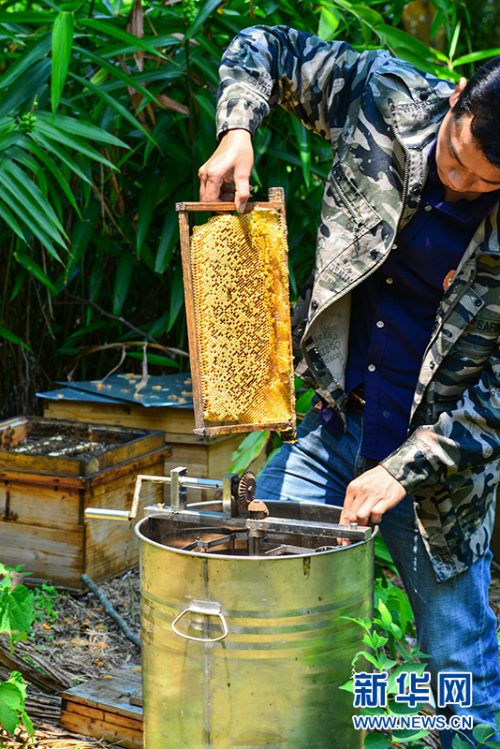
[216,25,500,582]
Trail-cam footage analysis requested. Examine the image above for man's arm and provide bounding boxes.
[200,25,383,210]
[216,24,367,142]
[381,343,500,492]
[340,342,500,528]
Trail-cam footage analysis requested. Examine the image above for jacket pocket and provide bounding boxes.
[315,161,382,277]
[329,161,381,232]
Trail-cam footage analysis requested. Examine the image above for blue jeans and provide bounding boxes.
[255,406,500,748]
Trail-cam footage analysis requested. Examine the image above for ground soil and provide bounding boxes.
[2,562,500,749]
[0,569,141,748]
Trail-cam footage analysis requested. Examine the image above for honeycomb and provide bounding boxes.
[189,206,295,430]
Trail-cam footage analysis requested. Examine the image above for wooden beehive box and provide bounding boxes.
[39,379,265,489]
[60,667,143,749]
[0,416,170,590]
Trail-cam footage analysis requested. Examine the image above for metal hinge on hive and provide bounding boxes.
[176,188,296,440]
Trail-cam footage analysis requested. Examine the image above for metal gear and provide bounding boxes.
[234,471,256,512]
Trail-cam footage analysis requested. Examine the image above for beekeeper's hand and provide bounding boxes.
[199,129,254,213]
[337,465,406,546]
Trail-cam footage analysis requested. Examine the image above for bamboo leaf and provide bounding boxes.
[1,162,66,255]
[0,202,26,243]
[155,211,178,274]
[448,20,461,61]
[144,313,169,338]
[112,252,134,315]
[20,136,81,215]
[292,119,311,189]
[185,0,224,39]
[0,184,64,261]
[136,169,160,255]
[167,265,184,331]
[0,124,19,152]
[230,431,269,474]
[127,351,178,368]
[375,25,436,61]
[0,326,33,353]
[0,12,54,23]
[0,60,51,118]
[78,18,167,59]
[318,6,340,41]
[9,149,54,216]
[95,36,178,61]
[295,387,315,415]
[73,44,159,110]
[132,65,185,85]
[69,73,156,145]
[67,201,100,274]
[3,159,67,238]
[453,49,500,66]
[14,253,57,294]
[29,130,92,184]
[38,110,127,148]
[9,269,27,303]
[35,117,116,169]
[0,34,51,90]
[51,11,74,113]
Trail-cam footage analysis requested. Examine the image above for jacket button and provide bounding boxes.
[370,250,379,259]
[311,300,319,311]
[419,91,430,101]
[410,184,422,195]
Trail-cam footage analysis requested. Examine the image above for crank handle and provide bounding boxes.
[84,473,173,522]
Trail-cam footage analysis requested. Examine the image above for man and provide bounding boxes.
[198,25,500,747]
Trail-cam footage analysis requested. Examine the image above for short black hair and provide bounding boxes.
[452,56,500,167]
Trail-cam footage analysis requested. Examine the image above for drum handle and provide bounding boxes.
[171,600,228,642]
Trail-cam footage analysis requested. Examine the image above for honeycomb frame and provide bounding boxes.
[177,188,296,440]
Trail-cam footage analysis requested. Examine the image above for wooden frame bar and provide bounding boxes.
[176,200,283,212]
[193,421,295,438]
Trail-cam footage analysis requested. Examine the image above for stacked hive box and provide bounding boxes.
[0,416,169,589]
[38,374,265,501]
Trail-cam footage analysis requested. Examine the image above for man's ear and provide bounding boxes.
[449,77,468,108]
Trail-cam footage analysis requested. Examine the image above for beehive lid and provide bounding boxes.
[0,416,165,476]
[49,373,194,408]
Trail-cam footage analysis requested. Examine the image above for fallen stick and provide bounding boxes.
[80,574,141,650]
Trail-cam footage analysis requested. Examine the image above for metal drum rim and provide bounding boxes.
[134,509,378,561]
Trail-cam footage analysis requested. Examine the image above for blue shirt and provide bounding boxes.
[322,149,498,460]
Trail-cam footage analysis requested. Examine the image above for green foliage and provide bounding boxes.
[32,583,59,626]
[374,536,398,576]
[0,0,498,415]
[0,564,34,648]
[451,714,500,748]
[230,430,269,474]
[0,565,35,741]
[341,571,500,748]
[0,566,61,742]
[0,670,33,738]
[51,10,74,113]
[340,586,431,748]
